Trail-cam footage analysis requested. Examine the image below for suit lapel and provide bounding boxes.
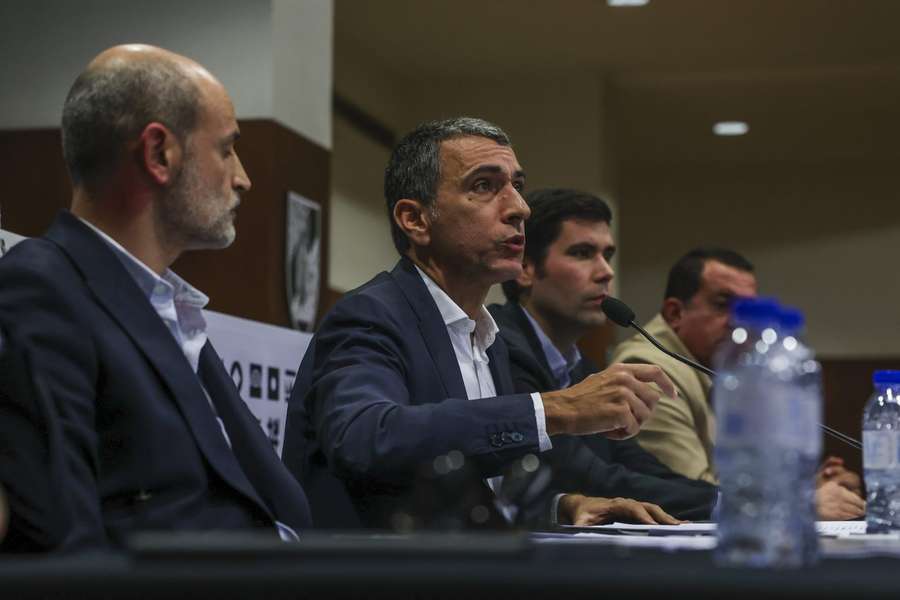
[507,303,557,387]
[390,258,468,400]
[200,343,312,526]
[45,212,269,515]
[493,302,558,392]
[487,339,515,396]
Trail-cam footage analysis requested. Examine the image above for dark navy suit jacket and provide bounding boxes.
[489,301,717,521]
[0,211,311,551]
[283,258,540,528]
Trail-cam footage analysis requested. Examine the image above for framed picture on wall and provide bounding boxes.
[285,191,322,332]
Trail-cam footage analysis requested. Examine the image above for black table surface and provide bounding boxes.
[1,530,898,598]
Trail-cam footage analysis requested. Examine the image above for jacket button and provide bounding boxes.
[490,434,503,448]
[510,432,524,443]
[501,432,513,444]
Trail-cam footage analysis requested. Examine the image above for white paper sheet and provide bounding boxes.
[560,522,717,536]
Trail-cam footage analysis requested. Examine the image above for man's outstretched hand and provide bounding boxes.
[817,456,862,496]
[559,493,684,526]
[542,363,675,440]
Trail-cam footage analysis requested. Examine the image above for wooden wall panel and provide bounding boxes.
[172,119,331,328]
[0,120,331,329]
[0,129,70,235]
[821,358,900,477]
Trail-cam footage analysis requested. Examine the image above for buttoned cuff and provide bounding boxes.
[530,392,553,452]
[550,493,566,525]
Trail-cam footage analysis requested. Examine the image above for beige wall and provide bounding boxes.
[618,161,900,357]
[332,23,900,360]
[329,114,397,291]
[0,0,332,149]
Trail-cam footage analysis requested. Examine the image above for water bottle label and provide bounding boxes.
[864,430,898,469]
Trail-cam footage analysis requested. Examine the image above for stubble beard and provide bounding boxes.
[158,159,237,251]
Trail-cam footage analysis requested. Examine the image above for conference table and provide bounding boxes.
[3,524,900,598]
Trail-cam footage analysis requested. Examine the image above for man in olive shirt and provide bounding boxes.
[612,248,865,519]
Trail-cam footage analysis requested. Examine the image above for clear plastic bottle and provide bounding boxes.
[777,305,822,565]
[713,298,817,568]
[862,370,900,533]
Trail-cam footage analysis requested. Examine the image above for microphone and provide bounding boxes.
[600,296,862,451]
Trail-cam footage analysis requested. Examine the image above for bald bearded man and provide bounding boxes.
[0,45,310,552]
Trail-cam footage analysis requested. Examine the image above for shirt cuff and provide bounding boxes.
[275,520,300,542]
[550,493,566,525]
[531,392,552,452]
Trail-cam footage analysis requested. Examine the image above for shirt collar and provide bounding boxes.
[415,265,498,350]
[521,305,581,387]
[78,217,209,310]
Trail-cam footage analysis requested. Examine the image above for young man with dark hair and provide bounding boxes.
[284,119,680,528]
[490,189,718,521]
[612,247,866,519]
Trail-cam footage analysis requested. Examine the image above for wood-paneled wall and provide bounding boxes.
[821,358,899,476]
[0,120,331,329]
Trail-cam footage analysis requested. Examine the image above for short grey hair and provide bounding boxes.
[384,117,512,254]
[61,57,200,190]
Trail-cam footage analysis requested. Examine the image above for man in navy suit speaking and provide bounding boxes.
[284,118,676,528]
[0,44,310,551]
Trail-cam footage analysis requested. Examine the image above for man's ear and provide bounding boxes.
[661,297,685,331]
[138,122,183,187]
[393,199,432,248]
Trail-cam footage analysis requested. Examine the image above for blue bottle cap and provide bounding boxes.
[778,306,805,334]
[731,297,781,327]
[873,370,900,384]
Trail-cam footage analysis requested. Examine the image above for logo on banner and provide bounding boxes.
[229,360,297,448]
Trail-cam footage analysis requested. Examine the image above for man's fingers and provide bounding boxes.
[844,490,866,512]
[833,471,862,493]
[602,409,639,440]
[621,380,659,421]
[831,482,866,510]
[835,501,864,520]
[821,456,844,468]
[604,427,633,441]
[617,363,677,401]
[574,512,595,526]
[620,386,651,426]
[642,502,682,525]
[615,500,657,525]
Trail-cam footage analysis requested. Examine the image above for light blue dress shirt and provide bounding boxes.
[79,219,298,541]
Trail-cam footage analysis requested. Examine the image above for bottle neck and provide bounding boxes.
[874,383,900,399]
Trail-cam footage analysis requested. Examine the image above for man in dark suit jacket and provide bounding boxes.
[0,45,310,552]
[490,189,717,522]
[284,118,677,529]
[489,189,717,520]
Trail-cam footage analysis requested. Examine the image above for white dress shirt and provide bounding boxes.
[416,267,552,521]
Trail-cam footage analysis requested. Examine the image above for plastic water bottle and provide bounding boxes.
[713,298,818,568]
[777,306,822,565]
[862,370,900,533]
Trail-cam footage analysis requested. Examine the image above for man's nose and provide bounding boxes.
[594,256,615,282]
[234,152,252,192]
[503,185,530,228]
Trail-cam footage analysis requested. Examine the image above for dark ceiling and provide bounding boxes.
[336,0,900,166]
